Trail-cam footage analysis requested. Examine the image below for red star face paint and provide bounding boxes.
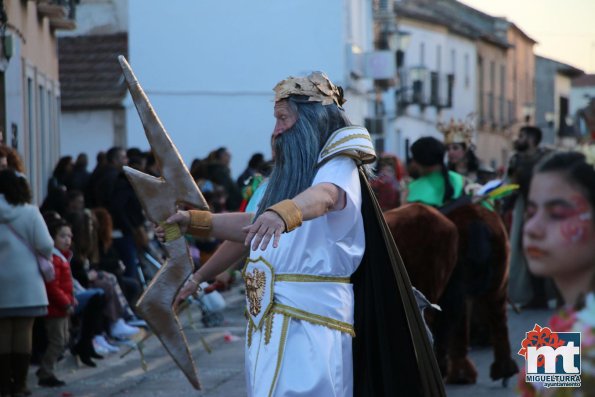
[559,195,592,244]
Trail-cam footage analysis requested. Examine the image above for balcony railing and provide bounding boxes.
[36,0,76,30]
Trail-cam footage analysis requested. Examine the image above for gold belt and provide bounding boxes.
[245,271,355,347]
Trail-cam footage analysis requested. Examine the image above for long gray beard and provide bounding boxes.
[255,123,320,218]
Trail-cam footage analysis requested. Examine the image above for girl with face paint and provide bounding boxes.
[523,151,595,307]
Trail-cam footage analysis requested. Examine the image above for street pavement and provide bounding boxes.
[27,285,553,397]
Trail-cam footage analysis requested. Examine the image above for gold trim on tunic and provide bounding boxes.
[243,256,355,341]
[271,303,355,337]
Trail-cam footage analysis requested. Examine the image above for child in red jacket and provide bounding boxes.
[37,218,76,387]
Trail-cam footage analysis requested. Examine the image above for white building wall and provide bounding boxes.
[554,74,572,134]
[388,21,477,160]
[127,0,373,177]
[570,86,595,114]
[60,110,116,169]
[3,34,61,203]
[59,0,128,37]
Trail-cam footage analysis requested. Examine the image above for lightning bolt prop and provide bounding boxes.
[118,55,208,390]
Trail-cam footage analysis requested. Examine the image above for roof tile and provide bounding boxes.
[58,33,128,109]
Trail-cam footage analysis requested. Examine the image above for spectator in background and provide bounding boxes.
[0,170,54,397]
[126,148,147,172]
[144,151,160,177]
[370,155,401,211]
[85,151,107,208]
[190,157,215,195]
[207,147,242,211]
[237,152,265,188]
[0,147,8,171]
[92,208,141,307]
[0,144,26,173]
[108,150,146,282]
[65,209,140,342]
[65,190,85,215]
[41,156,73,215]
[37,218,75,388]
[89,147,127,209]
[69,153,90,192]
[56,208,107,365]
[506,126,553,309]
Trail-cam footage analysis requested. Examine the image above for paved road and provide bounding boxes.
[28,285,553,397]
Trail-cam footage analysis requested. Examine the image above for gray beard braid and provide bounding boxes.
[255,119,321,218]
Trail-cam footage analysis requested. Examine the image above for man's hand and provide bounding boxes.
[173,275,201,312]
[155,211,190,242]
[242,211,285,251]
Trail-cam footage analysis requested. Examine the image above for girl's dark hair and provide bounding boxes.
[0,169,32,205]
[534,150,595,212]
[448,143,479,174]
[447,143,479,174]
[46,218,71,239]
[465,149,480,173]
[64,209,97,260]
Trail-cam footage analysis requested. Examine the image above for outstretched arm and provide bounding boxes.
[243,182,346,251]
[174,240,248,309]
[156,211,253,243]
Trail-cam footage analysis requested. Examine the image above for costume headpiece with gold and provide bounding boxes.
[273,71,346,109]
[437,117,474,147]
[578,143,595,171]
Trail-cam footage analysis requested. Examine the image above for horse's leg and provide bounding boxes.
[479,282,519,386]
[445,298,478,384]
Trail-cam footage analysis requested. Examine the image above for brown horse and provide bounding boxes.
[384,203,458,304]
[384,202,518,386]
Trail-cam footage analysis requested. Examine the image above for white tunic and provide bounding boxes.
[244,156,364,397]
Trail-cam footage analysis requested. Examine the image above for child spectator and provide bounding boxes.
[37,219,75,387]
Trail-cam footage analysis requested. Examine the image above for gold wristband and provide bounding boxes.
[187,210,213,238]
[265,199,303,232]
[186,275,203,293]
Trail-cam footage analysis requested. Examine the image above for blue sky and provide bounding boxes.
[460,0,595,73]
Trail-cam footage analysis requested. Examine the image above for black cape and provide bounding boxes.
[352,168,446,397]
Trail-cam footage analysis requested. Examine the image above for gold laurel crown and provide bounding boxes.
[273,71,346,108]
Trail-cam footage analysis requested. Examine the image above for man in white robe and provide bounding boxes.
[158,72,445,397]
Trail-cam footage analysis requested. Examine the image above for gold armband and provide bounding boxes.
[265,199,303,232]
[187,210,213,238]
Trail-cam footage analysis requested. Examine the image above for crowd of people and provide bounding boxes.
[1,98,594,396]
[0,142,271,395]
